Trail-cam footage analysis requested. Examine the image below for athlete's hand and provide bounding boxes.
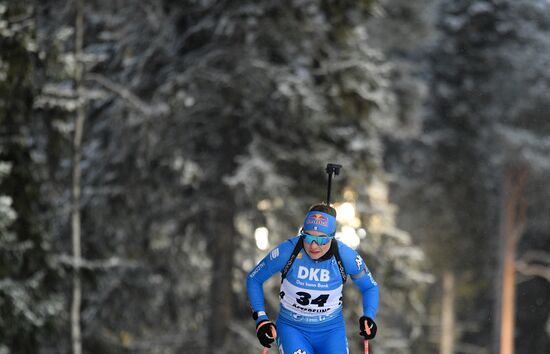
[359,316,377,340]
[256,320,277,348]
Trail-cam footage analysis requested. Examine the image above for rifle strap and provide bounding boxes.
[281,236,304,282]
[331,239,347,284]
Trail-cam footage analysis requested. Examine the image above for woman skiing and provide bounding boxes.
[247,203,379,354]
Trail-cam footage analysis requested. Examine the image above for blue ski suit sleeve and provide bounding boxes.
[339,242,379,319]
[246,238,296,324]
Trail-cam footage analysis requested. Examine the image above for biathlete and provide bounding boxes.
[247,203,379,354]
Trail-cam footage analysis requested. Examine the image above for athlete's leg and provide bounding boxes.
[310,324,349,354]
[276,321,315,354]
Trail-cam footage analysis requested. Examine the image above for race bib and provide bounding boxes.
[279,279,342,317]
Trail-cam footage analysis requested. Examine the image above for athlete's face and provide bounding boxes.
[302,230,332,260]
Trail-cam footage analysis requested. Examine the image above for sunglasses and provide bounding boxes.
[300,230,334,246]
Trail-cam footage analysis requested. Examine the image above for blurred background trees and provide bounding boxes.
[1,0,549,354]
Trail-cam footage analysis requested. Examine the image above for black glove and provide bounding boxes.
[359,316,377,340]
[256,320,277,348]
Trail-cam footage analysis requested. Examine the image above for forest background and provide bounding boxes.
[1,0,549,354]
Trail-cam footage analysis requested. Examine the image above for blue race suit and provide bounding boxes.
[247,236,379,354]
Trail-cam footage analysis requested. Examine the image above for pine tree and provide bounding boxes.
[0,2,62,353]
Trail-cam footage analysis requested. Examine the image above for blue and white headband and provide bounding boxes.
[302,211,337,236]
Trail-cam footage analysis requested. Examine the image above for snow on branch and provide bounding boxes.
[518,251,550,266]
[56,254,140,271]
[495,124,550,150]
[516,251,550,283]
[85,73,168,118]
[0,239,33,252]
[494,124,550,171]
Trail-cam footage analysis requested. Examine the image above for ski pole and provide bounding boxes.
[363,320,371,354]
[262,325,276,354]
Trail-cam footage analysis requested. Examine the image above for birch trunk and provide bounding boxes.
[71,1,85,353]
[440,270,455,354]
[498,166,527,354]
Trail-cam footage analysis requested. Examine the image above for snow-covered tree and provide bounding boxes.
[387,1,550,353]
[0,2,63,353]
